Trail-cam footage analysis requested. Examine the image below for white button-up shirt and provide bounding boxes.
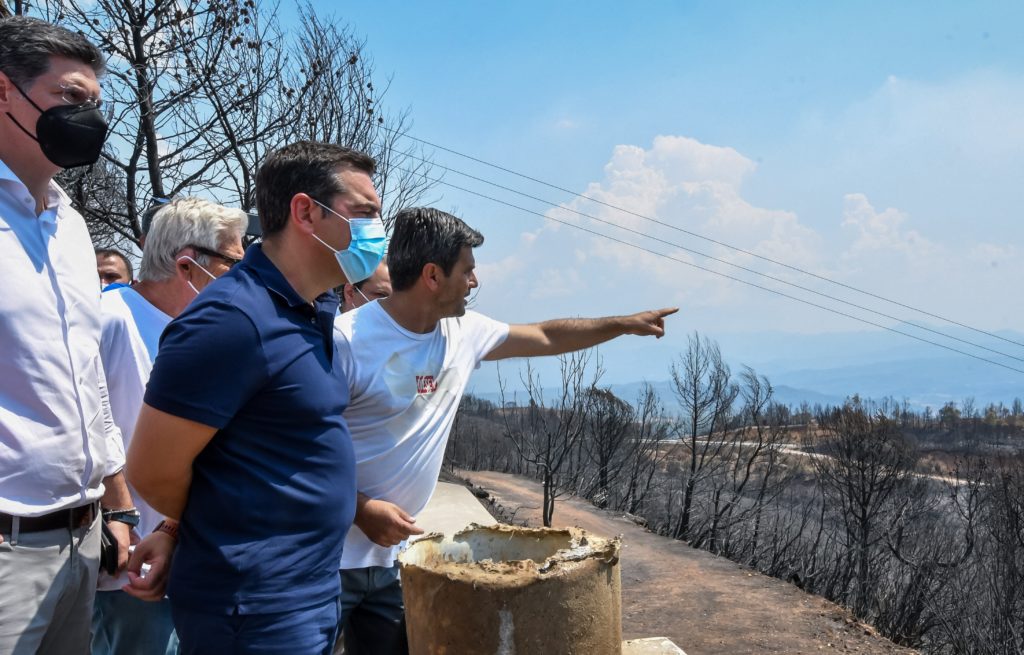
[0,158,124,516]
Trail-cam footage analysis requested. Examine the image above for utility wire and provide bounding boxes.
[399,168,1024,376]
[392,161,1024,365]
[388,127,1024,350]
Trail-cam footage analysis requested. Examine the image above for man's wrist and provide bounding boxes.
[355,493,371,514]
[153,519,180,541]
[615,314,633,334]
[103,507,141,528]
[354,494,376,529]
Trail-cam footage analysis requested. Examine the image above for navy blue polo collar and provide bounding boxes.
[242,243,339,311]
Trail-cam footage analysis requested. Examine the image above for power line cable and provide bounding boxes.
[392,162,1024,365]
[400,169,1024,375]
[388,127,1024,350]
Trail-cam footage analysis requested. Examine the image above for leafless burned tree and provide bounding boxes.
[499,352,591,527]
[31,0,434,249]
[668,331,737,541]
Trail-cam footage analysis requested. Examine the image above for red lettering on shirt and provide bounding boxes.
[416,375,437,394]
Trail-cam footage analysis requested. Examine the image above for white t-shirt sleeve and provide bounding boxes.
[462,311,510,366]
[99,304,128,383]
[333,322,363,399]
[97,358,125,476]
[98,303,130,476]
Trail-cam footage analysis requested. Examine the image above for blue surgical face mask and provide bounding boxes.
[310,198,387,284]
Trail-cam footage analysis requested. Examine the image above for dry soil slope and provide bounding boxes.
[461,470,917,655]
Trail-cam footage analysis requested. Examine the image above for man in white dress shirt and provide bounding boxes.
[92,198,246,655]
[0,16,134,655]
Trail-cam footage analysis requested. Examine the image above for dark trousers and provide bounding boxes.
[336,565,407,655]
[172,598,339,655]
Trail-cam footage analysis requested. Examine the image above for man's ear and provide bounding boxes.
[289,193,318,234]
[421,263,443,292]
[0,71,14,108]
[174,247,197,279]
[342,283,355,304]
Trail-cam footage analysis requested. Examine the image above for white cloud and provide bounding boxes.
[468,71,1024,392]
[557,135,825,291]
[476,134,829,323]
[476,69,1024,336]
[782,70,1024,247]
[644,135,756,190]
[846,73,1024,163]
[840,193,937,257]
[968,243,1017,270]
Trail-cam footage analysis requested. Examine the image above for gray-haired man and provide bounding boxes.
[92,197,246,655]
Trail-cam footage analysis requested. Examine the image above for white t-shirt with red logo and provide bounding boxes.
[334,300,509,569]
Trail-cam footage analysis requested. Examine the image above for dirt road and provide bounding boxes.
[460,470,916,655]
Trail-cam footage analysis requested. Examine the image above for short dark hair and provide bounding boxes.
[95,247,133,280]
[140,198,170,236]
[388,207,483,292]
[254,141,376,237]
[0,17,105,88]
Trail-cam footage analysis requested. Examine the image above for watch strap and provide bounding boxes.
[102,507,141,528]
[153,519,179,541]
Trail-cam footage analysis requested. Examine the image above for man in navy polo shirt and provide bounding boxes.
[126,141,385,654]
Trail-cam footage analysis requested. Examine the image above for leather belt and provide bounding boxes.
[0,502,98,534]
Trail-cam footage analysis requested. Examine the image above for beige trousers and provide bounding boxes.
[0,513,101,655]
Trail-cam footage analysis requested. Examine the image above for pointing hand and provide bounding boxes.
[624,307,678,338]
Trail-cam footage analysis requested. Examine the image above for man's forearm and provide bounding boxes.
[130,472,191,521]
[486,308,676,361]
[532,317,629,355]
[126,404,216,522]
[100,471,134,509]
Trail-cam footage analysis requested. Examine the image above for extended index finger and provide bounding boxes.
[654,307,679,318]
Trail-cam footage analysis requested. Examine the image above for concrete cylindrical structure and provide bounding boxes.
[399,524,622,655]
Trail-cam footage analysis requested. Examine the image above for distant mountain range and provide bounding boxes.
[469,380,845,412]
[718,326,1024,408]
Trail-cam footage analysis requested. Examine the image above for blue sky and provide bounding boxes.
[301,1,1024,391]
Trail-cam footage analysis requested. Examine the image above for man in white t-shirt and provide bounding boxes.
[333,207,677,653]
[93,197,246,655]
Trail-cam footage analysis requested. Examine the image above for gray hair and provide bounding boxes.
[0,17,105,88]
[139,197,246,282]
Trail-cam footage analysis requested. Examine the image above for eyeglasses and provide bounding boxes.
[58,82,103,109]
[188,244,241,268]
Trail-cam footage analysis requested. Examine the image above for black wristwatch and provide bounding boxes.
[103,507,141,528]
